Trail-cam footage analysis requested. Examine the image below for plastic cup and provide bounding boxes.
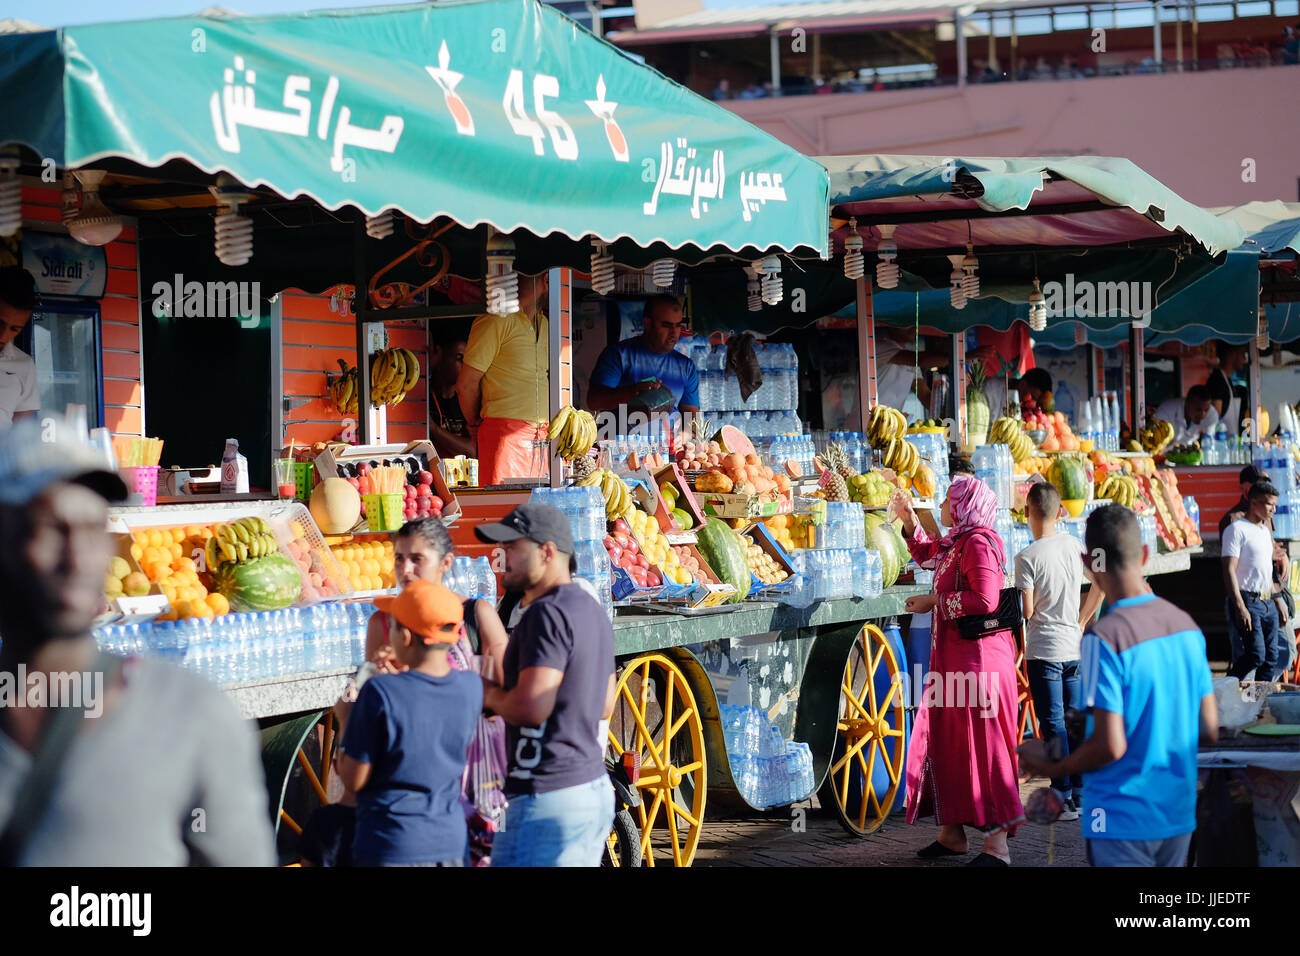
[121,465,160,506]
[292,462,314,501]
[274,459,297,498]
[363,492,404,532]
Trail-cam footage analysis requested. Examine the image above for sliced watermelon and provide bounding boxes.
[713,425,755,460]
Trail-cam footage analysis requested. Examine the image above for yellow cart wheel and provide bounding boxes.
[820,624,906,837]
[278,712,339,843]
[607,653,707,867]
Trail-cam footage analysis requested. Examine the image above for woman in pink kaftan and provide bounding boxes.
[894,474,1024,866]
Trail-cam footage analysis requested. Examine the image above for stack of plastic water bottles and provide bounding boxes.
[1183,496,1200,536]
[790,548,879,602]
[444,555,498,606]
[820,502,867,549]
[762,434,816,475]
[719,705,816,809]
[1011,524,1032,562]
[530,485,613,618]
[1256,439,1299,540]
[1059,516,1087,552]
[973,444,1014,508]
[905,432,949,500]
[94,602,373,684]
[694,341,799,415]
[710,411,803,442]
[1137,514,1158,557]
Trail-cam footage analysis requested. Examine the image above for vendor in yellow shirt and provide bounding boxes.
[457,273,550,486]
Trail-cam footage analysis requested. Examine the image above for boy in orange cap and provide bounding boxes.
[335,580,482,866]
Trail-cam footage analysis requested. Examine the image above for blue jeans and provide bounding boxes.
[1027,659,1082,799]
[1086,833,1192,867]
[1226,594,1281,683]
[490,776,614,867]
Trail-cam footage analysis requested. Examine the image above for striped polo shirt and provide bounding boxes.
[1079,593,1213,841]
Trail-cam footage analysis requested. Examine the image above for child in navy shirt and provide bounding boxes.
[336,580,482,867]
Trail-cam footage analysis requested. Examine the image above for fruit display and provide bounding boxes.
[818,441,852,502]
[333,461,445,523]
[906,418,948,435]
[577,467,634,520]
[713,424,756,459]
[696,451,789,498]
[328,535,397,592]
[695,517,751,603]
[990,417,1036,462]
[863,512,909,589]
[211,552,304,613]
[328,359,361,415]
[1047,454,1090,502]
[1094,474,1143,509]
[1136,416,1175,455]
[865,404,907,449]
[548,406,597,460]
[626,510,696,586]
[398,470,444,523]
[328,347,421,413]
[1154,470,1202,548]
[1013,456,1053,476]
[1035,411,1081,452]
[763,514,814,551]
[743,537,790,586]
[205,517,279,570]
[105,556,148,601]
[877,436,921,478]
[1162,442,1202,465]
[125,525,227,619]
[310,477,362,534]
[676,436,727,472]
[658,481,698,531]
[848,469,894,507]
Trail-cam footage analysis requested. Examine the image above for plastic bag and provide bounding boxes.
[463,715,509,866]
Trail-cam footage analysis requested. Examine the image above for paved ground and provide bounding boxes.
[693,774,1086,867]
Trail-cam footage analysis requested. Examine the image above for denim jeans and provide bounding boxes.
[490,776,614,867]
[1027,659,1082,799]
[1086,832,1192,867]
[1226,594,1281,683]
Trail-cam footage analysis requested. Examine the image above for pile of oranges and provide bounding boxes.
[327,535,396,593]
[128,525,230,620]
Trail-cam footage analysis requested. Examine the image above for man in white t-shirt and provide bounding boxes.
[0,268,40,429]
[1222,481,1281,682]
[1153,385,1218,446]
[1014,482,1104,819]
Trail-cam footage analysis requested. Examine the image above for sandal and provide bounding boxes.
[917,840,967,859]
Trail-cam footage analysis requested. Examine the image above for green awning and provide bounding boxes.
[0,0,828,259]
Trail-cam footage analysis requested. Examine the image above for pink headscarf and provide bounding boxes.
[936,474,1000,554]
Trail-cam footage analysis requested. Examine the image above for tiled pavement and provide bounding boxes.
[692,775,1087,867]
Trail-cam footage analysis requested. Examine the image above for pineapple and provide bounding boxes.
[820,442,851,503]
[572,454,596,481]
[966,361,990,450]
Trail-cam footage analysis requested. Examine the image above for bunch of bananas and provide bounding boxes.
[329,360,361,416]
[370,348,421,407]
[548,406,597,460]
[990,417,1036,462]
[205,517,279,570]
[1138,418,1175,455]
[1096,474,1141,509]
[866,404,907,449]
[577,467,633,520]
[879,437,920,477]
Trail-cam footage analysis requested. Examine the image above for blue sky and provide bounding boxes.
[4,0,768,29]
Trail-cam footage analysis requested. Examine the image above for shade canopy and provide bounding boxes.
[0,0,829,265]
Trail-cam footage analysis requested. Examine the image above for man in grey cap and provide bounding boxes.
[0,416,274,866]
[475,502,615,866]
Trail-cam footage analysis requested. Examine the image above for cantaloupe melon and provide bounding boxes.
[310,477,362,534]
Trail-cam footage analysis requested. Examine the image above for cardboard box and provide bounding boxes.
[314,440,461,529]
[695,490,792,520]
[673,541,737,608]
[744,523,798,594]
[650,463,706,533]
[96,525,171,625]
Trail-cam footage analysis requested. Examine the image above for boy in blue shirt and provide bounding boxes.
[336,580,482,867]
[1020,504,1218,866]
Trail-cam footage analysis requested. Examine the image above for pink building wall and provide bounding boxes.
[724,68,1300,206]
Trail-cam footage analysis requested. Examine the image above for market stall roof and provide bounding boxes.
[823,155,1244,258]
[0,0,829,261]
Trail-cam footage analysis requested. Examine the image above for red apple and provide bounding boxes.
[347,477,361,489]
[417,484,432,498]
[418,470,434,486]
[405,484,418,498]
[608,546,623,565]
[645,570,662,588]
[613,518,631,535]
[429,496,443,511]
[357,462,372,476]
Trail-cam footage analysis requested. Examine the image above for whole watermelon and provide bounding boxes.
[213,553,303,612]
[863,511,909,588]
[1048,455,1089,501]
[696,517,750,603]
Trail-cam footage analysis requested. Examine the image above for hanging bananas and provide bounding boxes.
[370,347,422,407]
[990,416,1036,462]
[1138,418,1175,455]
[328,359,361,416]
[879,436,921,477]
[1095,474,1141,509]
[577,466,633,520]
[207,517,280,570]
[548,406,598,461]
[866,404,907,449]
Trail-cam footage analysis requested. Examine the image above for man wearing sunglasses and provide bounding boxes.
[0,267,39,429]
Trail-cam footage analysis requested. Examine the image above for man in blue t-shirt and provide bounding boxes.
[336,580,482,867]
[476,503,617,867]
[588,296,699,430]
[1020,504,1217,867]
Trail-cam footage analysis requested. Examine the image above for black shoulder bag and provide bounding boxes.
[952,532,1023,641]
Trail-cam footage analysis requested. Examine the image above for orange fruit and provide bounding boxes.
[184,524,203,539]
[206,593,230,615]
[132,531,149,548]
[171,527,186,543]
[130,543,145,563]
[147,529,164,549]
[361,559,379,576]
[172,557,197,574]
[169,542,183,560]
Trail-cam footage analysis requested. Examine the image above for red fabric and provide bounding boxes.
[476,417,548,486]
[904,526,1024,831]
[976,326,1035,378]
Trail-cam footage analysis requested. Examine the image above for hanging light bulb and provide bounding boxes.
[651,258,676,288]
[961,242,980,298]
[1028,278,1047,331]
[0,149,21,238]
[365,210,396,240]
[589,239,615,295]
[208,175,253,266]
[484,230,519,316]
[746,267,762,311]
[875,223,899,289]
[948,254,967,310]
[67,169,124,247]
[757,255,783,305]
[843,217,864,280]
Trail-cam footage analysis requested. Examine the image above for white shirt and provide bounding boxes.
[0,340,39,428]
[1015,533,1086,661]
[1154,396,1218,445]
[1222,518,1274,594]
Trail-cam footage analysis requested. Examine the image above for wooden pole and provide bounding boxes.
[857,277,877,429]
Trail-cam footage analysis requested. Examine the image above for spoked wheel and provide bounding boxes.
[278,712,339,844]
[1014,632,1040,742]
[607,653,707,867]
[819,624,907,837]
